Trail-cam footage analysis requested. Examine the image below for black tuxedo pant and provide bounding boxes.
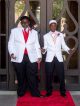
[13,54,40,97]
[45,57,66,94]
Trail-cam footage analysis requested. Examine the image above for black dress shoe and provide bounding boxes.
[61,92,66,97]
[17,92,25,97]
[45,92,52,97]
[36,95,44,98]
[17,94,24,98]
[32,94,44,98]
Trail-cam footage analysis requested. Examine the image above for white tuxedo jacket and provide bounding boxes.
[43,31,70,62]
[8,27,42,63]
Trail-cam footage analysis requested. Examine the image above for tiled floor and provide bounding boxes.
[0,91,79,106]
[0,91,17,106]
[70,91,80,106]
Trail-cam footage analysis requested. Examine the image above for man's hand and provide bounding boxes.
[11,53,16,59]
[37,58,42,63]
[41,48,46,54]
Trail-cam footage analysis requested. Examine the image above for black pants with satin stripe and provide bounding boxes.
[45,57,66,94]
[13,54,40,97]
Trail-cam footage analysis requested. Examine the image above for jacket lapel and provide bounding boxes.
[26,29,33,44]
[20,28,26,44]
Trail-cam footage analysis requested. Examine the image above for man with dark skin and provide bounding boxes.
[8,16,42,97]
[41,20,74,97]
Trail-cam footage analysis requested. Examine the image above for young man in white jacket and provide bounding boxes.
[41,20,73,97]
[8,16,42,97]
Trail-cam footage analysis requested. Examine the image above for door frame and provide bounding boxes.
[7,0,80,90]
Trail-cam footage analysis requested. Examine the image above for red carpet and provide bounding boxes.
[16,91,75,106]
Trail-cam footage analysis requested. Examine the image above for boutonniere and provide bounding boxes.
[57,33,60,36]
[53,31,60,36]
